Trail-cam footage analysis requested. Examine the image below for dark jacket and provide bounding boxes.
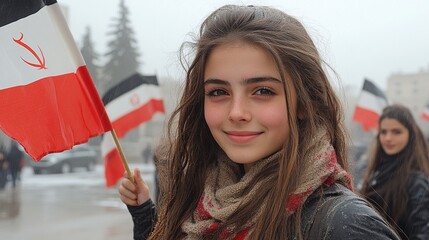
[127,183,399,239]
[367,172,429,240]
[127,200,156,240]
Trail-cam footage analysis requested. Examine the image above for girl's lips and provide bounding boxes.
[383,144,396,150]
[225,131,262,143]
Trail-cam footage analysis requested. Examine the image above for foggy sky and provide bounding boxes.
[61,0,429,91]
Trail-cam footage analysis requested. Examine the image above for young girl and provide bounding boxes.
[119,5,399,239]
[360,104,429,239]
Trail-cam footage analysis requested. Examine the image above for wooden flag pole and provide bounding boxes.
[110,129,134,182]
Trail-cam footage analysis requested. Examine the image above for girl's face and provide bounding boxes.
[379,118,410,155]
[203,41,297,169]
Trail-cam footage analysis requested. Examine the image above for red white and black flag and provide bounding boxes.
[352,78,388,132]
[0,0,112,160]
[421,103,429,122]
[101,73,165,187]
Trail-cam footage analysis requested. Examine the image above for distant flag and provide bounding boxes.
[352,79,388,132]
[101,73,165,187]
[421,103,429,122]
[0,0,112,160]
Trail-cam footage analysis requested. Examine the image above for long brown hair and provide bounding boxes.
[149,5,348,239]
[360,104,429,223]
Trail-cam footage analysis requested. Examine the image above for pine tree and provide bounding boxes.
[80,26,102,93]
[103,0,140,90]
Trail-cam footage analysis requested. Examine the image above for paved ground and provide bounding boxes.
[0,164,155,240]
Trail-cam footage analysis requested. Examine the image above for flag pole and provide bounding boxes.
[110,129,134,182]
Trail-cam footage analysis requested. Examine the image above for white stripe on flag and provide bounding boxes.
[101,132,116,158]
[356,90,387,114]
[101,112,164,156]
[105,84,162,121]
[0,3,85,90]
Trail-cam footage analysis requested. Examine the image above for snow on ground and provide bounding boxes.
[20,164,156,188]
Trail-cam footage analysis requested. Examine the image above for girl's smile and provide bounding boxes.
[224,130,263,144]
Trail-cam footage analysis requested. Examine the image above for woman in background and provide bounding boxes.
[360,104,429,239]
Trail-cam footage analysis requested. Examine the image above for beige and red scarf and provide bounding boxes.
[182,130,352,239]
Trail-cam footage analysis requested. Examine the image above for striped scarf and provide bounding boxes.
[182,130,352,239]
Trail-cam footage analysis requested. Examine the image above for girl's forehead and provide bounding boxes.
[203,42,286,80]
[380,118,406,128]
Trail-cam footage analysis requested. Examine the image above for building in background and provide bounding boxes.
[386,68,429,136]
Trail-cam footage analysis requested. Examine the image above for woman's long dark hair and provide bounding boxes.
[360,104,429,224]
[149,5,348,239]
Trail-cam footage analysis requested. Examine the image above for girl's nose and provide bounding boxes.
[384,132,392,141]
[228,97,251,122]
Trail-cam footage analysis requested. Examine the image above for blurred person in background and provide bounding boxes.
[142,143,152,164]
[7,140,23,188]
[0,144,8,190]
[360,104,429,239]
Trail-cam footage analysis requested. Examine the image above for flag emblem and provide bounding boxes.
[129,93,140,106]
[13,32,47,69]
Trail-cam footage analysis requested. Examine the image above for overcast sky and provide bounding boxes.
[60,0,429,91]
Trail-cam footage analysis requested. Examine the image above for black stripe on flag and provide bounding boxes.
[0,0,57,27]
[102,73,159,106]
[363,78,387,101]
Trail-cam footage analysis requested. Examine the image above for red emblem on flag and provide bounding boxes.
[13,32,47,70]
[129,93,140,106]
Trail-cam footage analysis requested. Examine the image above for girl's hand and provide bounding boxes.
[118,168,150,206]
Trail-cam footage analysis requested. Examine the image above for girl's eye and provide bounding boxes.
[255,87,275,95]
[392,130,402,135]
[206,89,228,97]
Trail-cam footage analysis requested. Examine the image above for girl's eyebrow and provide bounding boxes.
[204,77,282,86]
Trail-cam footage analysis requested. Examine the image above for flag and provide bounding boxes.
[0,0,112,160]
[352,79,388,132]
[101,73,165,187]
[421,103,429,122]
